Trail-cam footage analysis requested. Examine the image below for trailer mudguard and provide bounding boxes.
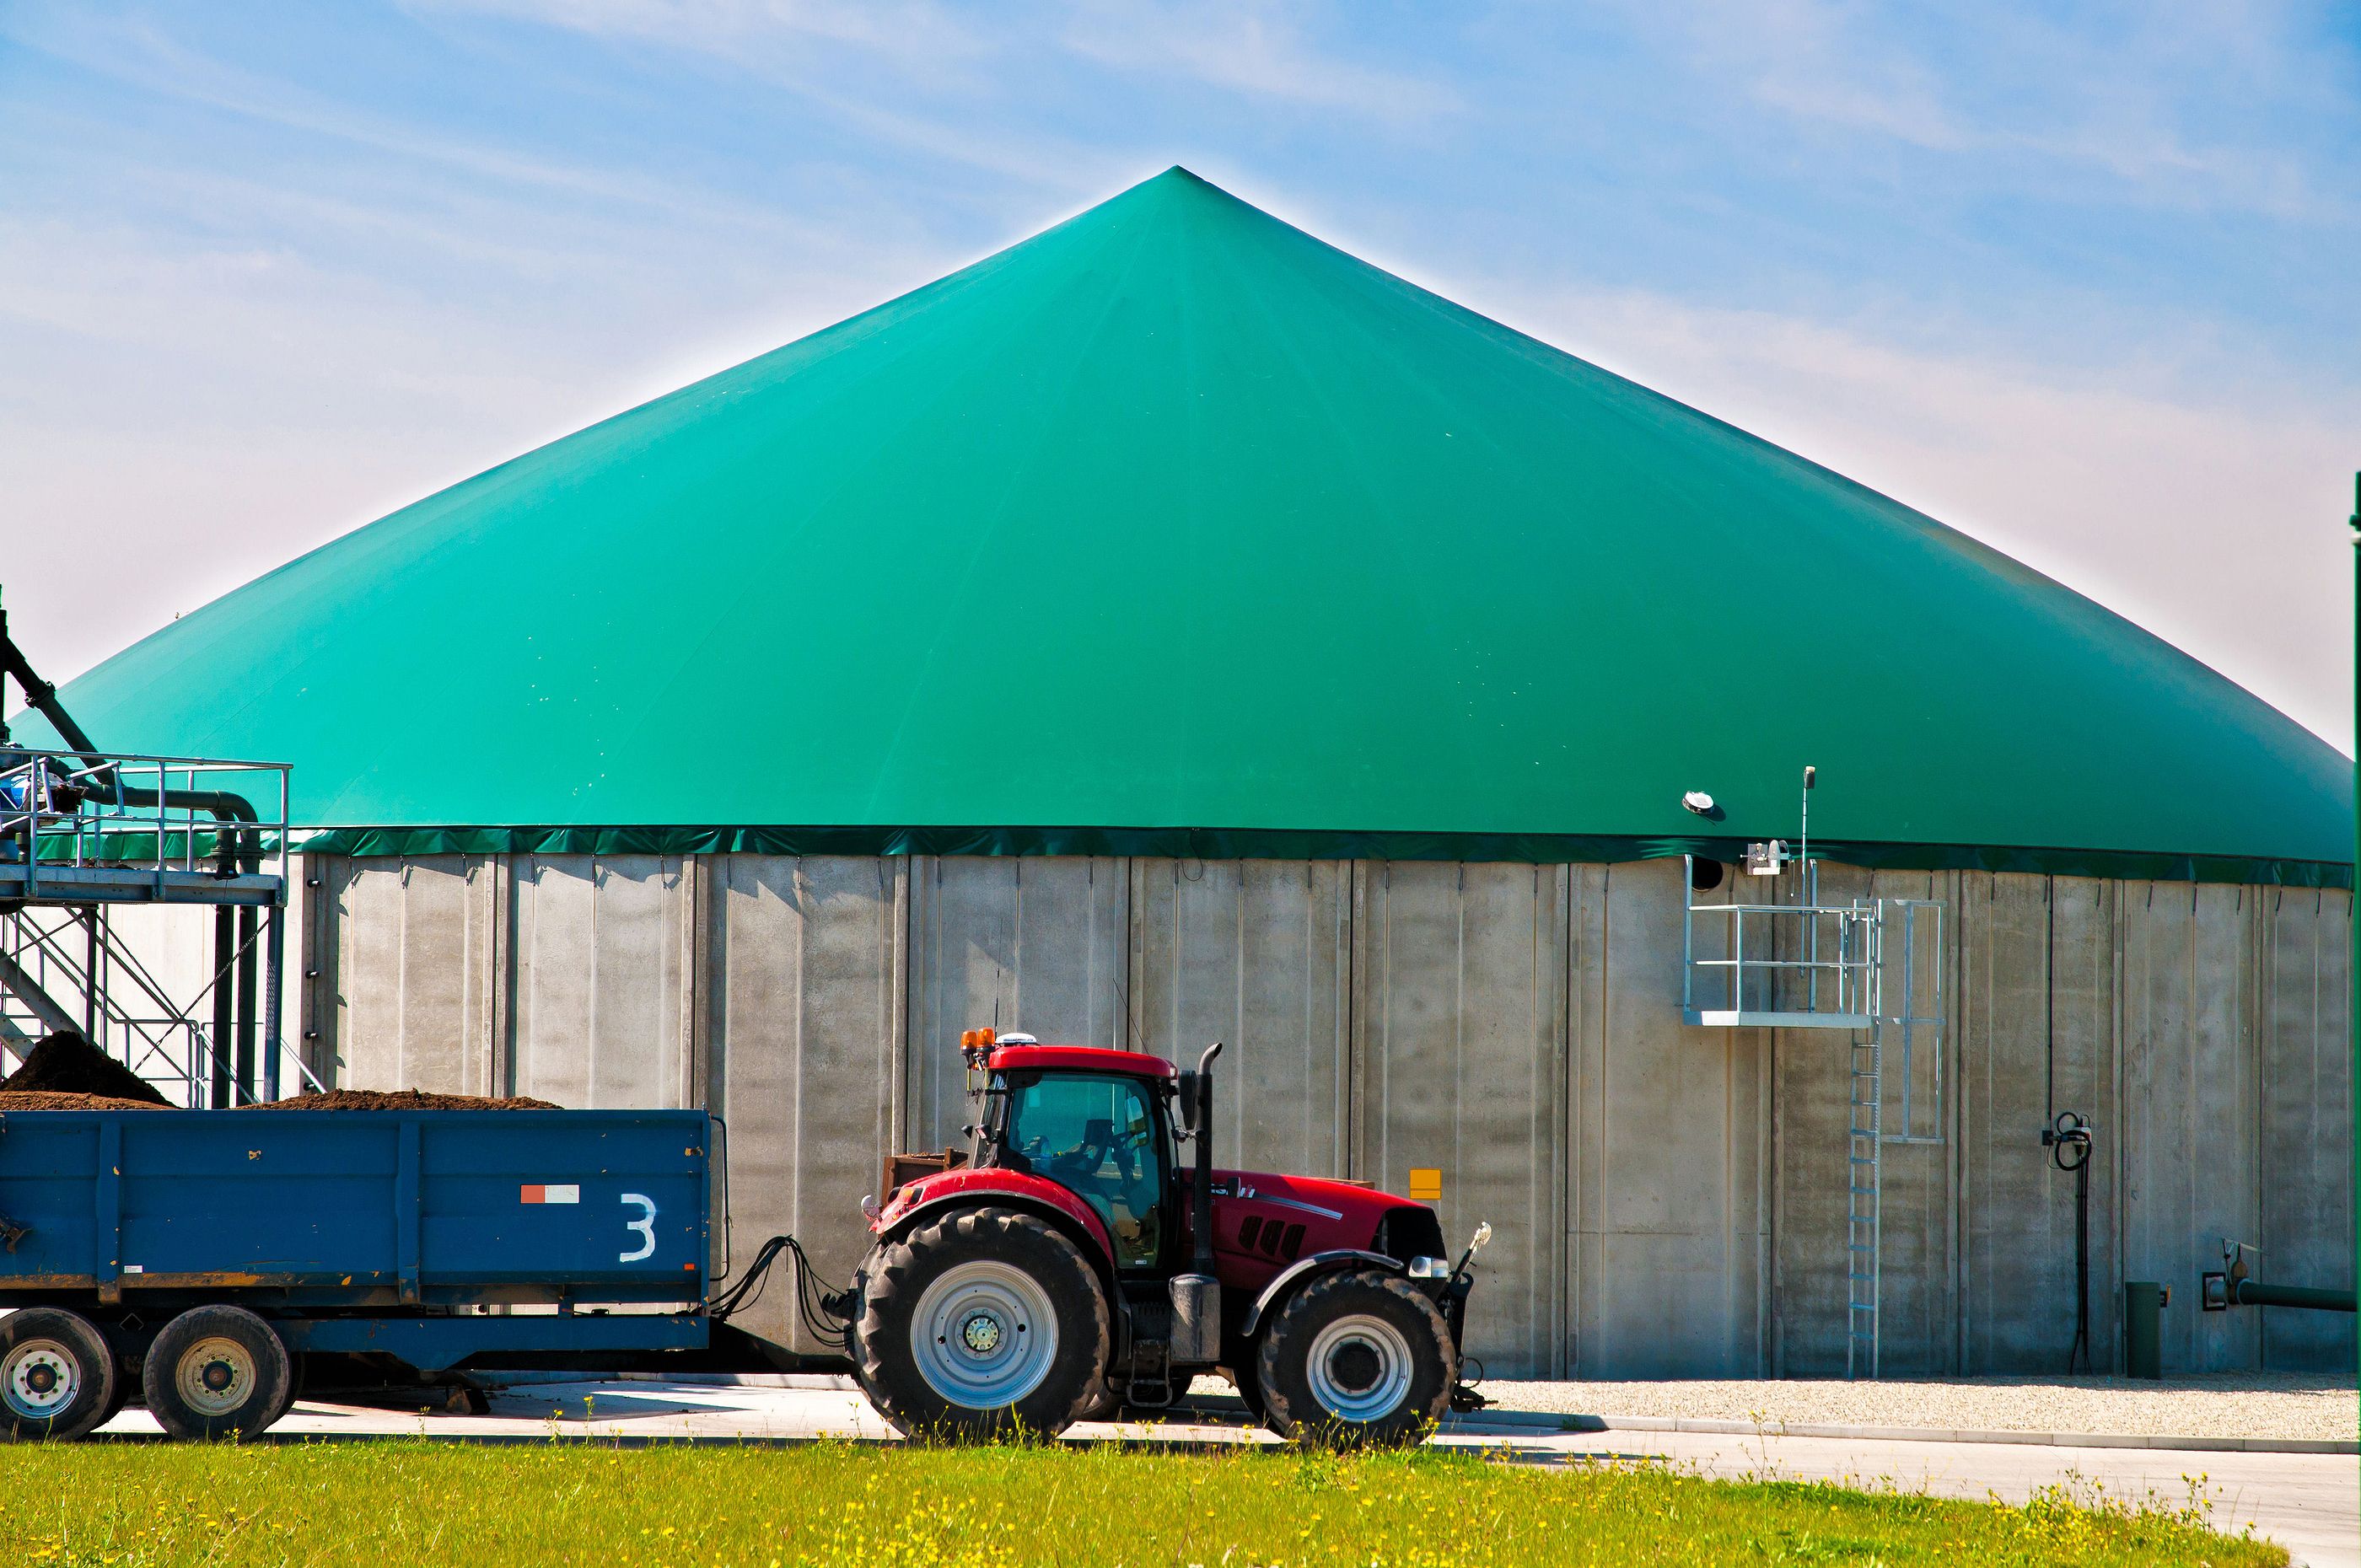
[1239,1248,1403,1338]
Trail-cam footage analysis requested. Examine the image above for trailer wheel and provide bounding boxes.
[142,1306,293,1441]
[0,1308,118,1442]
[854,1206,1109,1442]
[1256,1269,1454,1450]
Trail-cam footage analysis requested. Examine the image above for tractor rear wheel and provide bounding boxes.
[1256,1269,1454,1449]
[853,1206,1110,1442]
[0,1308,118,1442]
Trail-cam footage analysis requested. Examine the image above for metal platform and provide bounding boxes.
[0,863,283,906]
[2,748,314,1106]
[1686,1007,1874,1029]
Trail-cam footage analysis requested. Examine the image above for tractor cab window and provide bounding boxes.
[1000,1072,1167,1270]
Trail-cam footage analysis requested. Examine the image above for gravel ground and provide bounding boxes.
[1471,1372,2358,1441]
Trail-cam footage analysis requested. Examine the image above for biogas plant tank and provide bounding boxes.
[19,168,2350,1382]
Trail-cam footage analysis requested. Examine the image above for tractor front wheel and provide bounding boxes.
[1256,1269,1455,1449]
[853,1206,1110,1442]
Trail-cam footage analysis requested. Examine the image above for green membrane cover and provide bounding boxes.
[16,169,2352,883]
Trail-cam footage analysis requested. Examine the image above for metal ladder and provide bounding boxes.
[1845,1030,1882,1378]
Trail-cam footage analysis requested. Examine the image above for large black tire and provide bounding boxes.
[1256,1269,1455,1449]
[94,1349,137,1432]
[1226,1354,1283,1436]
[1073,1376,1123,1424]
[141,1305,293,1440]
[0,1308,118,1442]
[853,1206,1110,1442]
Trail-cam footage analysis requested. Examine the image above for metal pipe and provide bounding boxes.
[234,905,259,1104]
[2230,1281,2357,1313]
[263,905,284,1102]
[212,904,235,1109]
[3,612,261,872]
[1192,1041,1224,1274]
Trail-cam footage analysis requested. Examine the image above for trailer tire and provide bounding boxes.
[854,1206,1109,1442]
[142,1306,293,1440]
[95,1351,136,1431]
[0,1308,118,1442]
[1256,1269,1453,1450]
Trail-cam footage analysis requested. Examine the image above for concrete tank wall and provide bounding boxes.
[305,851,2353,1377]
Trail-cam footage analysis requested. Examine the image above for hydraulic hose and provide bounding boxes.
[709,1234,854,1351]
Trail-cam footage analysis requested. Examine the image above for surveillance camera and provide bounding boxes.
[1681,791,1715,815]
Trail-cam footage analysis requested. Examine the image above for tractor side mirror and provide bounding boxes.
[1174,1070,1200,1132]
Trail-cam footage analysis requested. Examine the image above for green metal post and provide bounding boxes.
[2123,1281,2165,1379]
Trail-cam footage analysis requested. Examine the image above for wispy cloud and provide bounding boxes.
[407,0,996,78]
[1057,1,1460,121]
[1657,0,2342,219]
[8,10,847,235]
[425,0,1459,124]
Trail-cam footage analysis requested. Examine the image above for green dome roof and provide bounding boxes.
[22,169,2351,881]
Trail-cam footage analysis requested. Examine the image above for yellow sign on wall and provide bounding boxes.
[1407,1167,1442,1203]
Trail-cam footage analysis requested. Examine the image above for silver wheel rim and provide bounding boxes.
[3,1340,79,1421]
[175,1336,256,1419]
[1304,1313,1414,1423]
[910,1259,1059,1410]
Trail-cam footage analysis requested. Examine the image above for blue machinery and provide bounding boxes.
[0,1107,716,1372]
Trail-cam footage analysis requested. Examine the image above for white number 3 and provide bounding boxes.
[620,1193,657,1262]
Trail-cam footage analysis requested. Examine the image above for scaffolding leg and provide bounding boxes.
[1846,1026,1883,1379]
[234,905,258,1104]
[263,905,284,1102]
[212,904,234,1109]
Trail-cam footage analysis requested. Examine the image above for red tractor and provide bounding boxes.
[846,1030,1487,1447]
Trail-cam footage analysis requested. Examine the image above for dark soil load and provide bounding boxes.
[254,1088,562,1111]
[0,1090,167,1110]
[0,1032,171,1106]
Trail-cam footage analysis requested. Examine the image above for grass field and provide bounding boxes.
[0,1441,2284,1567]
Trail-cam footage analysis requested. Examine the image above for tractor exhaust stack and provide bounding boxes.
[1167,1041,1224,1364]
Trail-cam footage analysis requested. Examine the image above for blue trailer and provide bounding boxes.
[0,1105,729,1439]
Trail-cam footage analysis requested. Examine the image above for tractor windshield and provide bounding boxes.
[1000,1072,1168,1270]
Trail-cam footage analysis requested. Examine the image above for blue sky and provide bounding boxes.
[5,2,2358,745]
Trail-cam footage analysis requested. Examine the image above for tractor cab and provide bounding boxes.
[972,1035,1177,1272]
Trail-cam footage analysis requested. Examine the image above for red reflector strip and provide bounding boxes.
[520,1184,581,1205]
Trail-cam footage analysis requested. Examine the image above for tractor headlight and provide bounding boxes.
[1407,1255,1451,1280]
